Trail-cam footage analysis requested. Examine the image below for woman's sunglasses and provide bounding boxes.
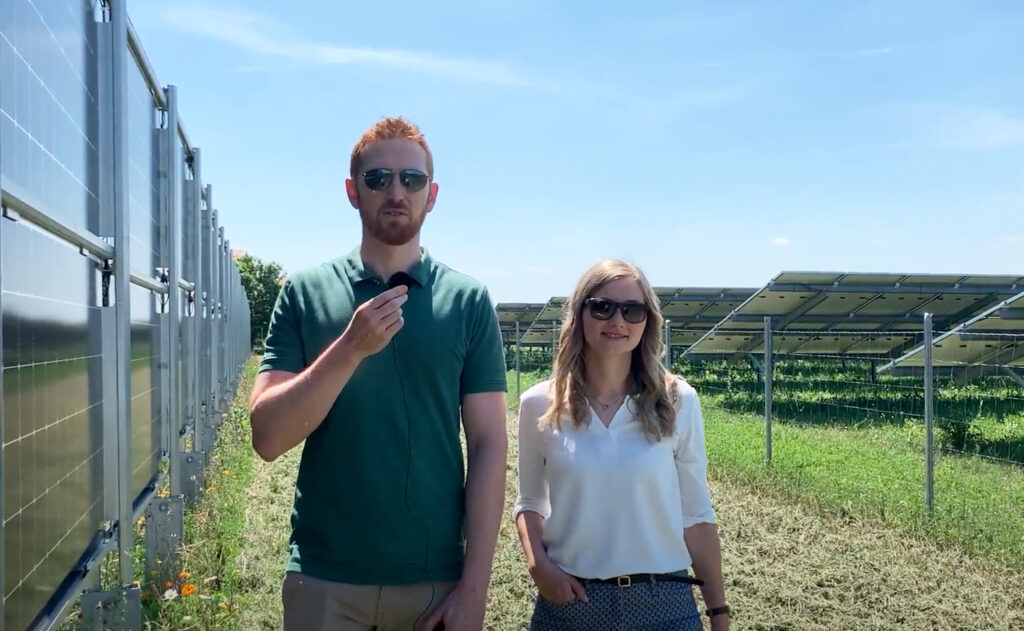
[583,297,649,324]
[360,168,430,192]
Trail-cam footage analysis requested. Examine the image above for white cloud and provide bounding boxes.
[772,237,791,247]
[162,6,533,86]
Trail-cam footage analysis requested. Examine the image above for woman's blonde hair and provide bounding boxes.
[540,259,677,441]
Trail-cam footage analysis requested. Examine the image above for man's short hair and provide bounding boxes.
[350,117,434,179]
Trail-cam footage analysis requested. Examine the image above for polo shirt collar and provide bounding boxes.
[342,247,433,288]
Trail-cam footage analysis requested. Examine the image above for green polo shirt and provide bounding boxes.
[258,248,507,585]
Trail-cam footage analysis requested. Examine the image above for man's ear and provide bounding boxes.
[345,178,359,209]
[425,181,439,214]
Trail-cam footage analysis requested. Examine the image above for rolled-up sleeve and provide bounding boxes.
[675,383,716,528]
[513,393,551,520]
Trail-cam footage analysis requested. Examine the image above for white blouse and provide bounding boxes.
[513,378,716,580]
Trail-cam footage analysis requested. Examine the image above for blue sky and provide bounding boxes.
[129,1,1024,303]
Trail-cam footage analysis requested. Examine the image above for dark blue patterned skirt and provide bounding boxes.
[529,574,703,631]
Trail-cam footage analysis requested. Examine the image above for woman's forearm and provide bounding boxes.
[515,511,551,571]
[684,521,727,607]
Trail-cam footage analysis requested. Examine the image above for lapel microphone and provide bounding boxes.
[387,271,415,290]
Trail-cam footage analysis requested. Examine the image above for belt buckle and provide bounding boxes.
[616,575,631,588]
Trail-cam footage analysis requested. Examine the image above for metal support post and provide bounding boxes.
[210,212,220,421]
[81,585,141,631]
[764,316,773,464]
[144,495,184,586]
[663,319,671,368]
[515,320,521,397]
[924,313,935,513]
[180,451,206,506]
[162,85,183,498]
[110,0,137,593]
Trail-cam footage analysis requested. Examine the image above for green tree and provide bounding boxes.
[236,254,285,348]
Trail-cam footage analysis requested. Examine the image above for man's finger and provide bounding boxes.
[379,309,402,329]
[374,293,408,315]
[384,315,405,333]
[367,284,408,308]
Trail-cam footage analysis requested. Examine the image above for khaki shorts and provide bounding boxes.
[282,571,457,631]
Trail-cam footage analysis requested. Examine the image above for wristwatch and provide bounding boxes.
[705,604,731,618]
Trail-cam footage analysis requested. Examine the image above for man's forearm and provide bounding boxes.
[251,336,363,461]
[460,431,507,594]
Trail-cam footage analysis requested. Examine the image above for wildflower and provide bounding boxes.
[179,571,191,580]
[163,588,178,601]
[219,602,229,611]
[163,581,172,589]
[181,584,197,596]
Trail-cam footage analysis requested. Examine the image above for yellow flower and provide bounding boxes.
[219,602,229,611]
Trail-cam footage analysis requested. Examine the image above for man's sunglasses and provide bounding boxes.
[583,297,649,324]
[360,168,430,192]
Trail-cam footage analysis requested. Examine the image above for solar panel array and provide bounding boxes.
[498,274,1024,364]
[682,273,1024,357]
[0,3,253,628]
[881,290,1024,370]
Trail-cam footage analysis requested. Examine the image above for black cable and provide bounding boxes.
[386,273,439,630]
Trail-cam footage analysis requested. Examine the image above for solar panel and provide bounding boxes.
[683,272,1024,357]
[880,290,1024,370]
[1,5,105,628]
[497,288,757,349]
[496,303,544,344]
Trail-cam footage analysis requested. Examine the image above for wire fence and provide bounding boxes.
[1,2,251,629]
[677,324,1024,550]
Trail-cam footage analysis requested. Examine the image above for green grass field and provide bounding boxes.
[63,362,1024,629]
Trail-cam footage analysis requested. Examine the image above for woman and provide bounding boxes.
[514,260,729,631]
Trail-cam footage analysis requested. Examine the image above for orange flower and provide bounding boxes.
[178,571,191,580]
[163,581,172,589]
[181,584,197,596]
[219,602,229,611]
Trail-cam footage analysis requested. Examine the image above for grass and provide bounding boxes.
[701,406,1024,570]
[125,359,261,629]
[63,362,1024,629]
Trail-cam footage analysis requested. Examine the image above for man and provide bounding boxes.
[250,117,508,631]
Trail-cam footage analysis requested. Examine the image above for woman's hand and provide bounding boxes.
[529,558,588,604]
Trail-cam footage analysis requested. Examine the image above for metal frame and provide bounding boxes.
[764,317,773,464]
[923,314,935,513]
[1,189,115,261]
[162,85,183,497]
[0,42,5,624]
[1,3,251,627]
[683,272,1024,358]
[110,0,136,589]
[879,289,1024,372]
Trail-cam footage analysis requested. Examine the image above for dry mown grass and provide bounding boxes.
[148,366,1023,630]
[232,405,1024,630]
[708,474,1024,630]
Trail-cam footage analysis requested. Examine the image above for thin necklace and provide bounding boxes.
[588,390,626,412]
